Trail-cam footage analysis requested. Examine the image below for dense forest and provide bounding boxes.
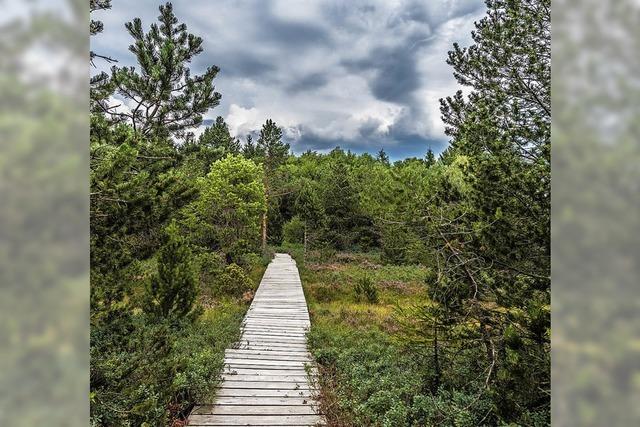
[90,0,550,426]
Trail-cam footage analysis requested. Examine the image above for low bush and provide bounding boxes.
[90,303,246,426]
[354,274,379,304]
[214,263,254,298]
[283,216,306,244]
[194,251,225,289]
[308,321,493,427]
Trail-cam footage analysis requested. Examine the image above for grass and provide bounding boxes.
[272,247,441,426]
[270,247,494,426]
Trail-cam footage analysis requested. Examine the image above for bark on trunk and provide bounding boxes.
[261,212,267,252]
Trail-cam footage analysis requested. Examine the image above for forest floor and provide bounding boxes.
[275,245,433,426]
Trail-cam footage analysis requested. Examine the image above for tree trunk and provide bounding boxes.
[262,177,269,252]
[304,223,308,255]
[261,211,267,252]
[433,323,441,393]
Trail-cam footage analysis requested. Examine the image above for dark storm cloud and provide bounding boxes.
[214,53,277,79]
[286,72,329,93]
[255,1,333,49]
[343,45,422,104]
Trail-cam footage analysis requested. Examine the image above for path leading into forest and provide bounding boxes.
[188,253,323,426]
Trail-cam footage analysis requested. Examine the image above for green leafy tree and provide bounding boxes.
[183,155,266,262]
[146,221,198,319]
[105,2,221,139]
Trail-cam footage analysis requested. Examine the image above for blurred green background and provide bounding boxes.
[553,0,640,425]
[0,0,88,426]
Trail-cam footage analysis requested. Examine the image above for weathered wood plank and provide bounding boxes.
[224,358,311,366]
[220,380,312,390]
[215,388,313,398]
[192,404,318,415]
[224,349,312,358]
[188,414,323,425]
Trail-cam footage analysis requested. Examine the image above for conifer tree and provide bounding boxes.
[90,0,116,111]
[146,221,198,320]
[424,148,436,167]
[256,119,290,250]
[256,119,289,171]
[376,148,390,165]
[198,116,241,155]
[242,134,260,159]
[432,0,551,422]
[106,2,221,139]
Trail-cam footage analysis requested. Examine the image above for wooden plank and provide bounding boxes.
[192,404,318,415]
[223,368,312,377]
[224,357,311,366]
[220,381,312,390]
[225,349,312,358]
[222,374,311,382]
[187,414,323,425]
[215,388,313,398]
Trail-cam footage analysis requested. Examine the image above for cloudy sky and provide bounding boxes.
[92,0,486,160]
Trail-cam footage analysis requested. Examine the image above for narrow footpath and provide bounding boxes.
[188,253,324,426]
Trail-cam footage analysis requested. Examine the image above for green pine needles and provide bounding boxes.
[146,221,198,320]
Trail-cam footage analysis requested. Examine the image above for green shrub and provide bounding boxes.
[90,303,246,426]
[308,321,493,427]
[310,283,337,303]
[237,252,264,269]
[145,222,198,320]
[283,216,306,244]
[215,263,254,297]
[318,246,337,263]
[354,274,378,304]
[194,251,226,288]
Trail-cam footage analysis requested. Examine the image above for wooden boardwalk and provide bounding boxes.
[188,253,323,426]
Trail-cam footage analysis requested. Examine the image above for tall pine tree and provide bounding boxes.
[256,119,290,250]
[106,2,221,139]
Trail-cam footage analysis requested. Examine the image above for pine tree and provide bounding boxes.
[106,2,221,139]
[90,0,116,112]
[242,134,260,159]
[432,0,551,422]
[198,116,241,155]
[322,152,360,249]
[424,148,436,167]
[294,180,326,253]
[146,221,198,320]
[376,148,390,165]
[256,119,289,171]
[256,119,290,250]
